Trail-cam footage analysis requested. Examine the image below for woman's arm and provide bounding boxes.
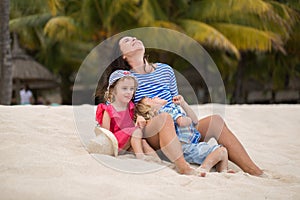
[167,65,179,97]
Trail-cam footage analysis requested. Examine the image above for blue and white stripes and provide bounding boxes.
[131,63,178,107]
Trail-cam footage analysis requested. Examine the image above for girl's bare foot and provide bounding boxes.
[142,139,161,162]
[177,163,208,177]
[176,165,196,175]
[135,153,146,160]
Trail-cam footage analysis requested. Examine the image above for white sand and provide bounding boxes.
[1,104,300,200]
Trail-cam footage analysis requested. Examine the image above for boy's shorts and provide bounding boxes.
[182,142,221,165]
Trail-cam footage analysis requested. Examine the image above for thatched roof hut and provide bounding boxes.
[11,35,59,104]
[12,53,58,90]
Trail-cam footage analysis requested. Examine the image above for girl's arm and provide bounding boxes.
[135,115,147,129]
[101,110,111,130]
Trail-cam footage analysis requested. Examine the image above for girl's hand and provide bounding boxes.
[172,95,185,106]
[136,115,147,129]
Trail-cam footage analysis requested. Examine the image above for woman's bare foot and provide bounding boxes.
[258,171,270,178]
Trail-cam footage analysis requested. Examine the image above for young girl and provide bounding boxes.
[135,95,234,176]
[96,70,158,160]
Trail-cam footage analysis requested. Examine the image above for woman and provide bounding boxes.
[96,36,263,176]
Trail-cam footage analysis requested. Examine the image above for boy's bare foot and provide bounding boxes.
[177,163,208,177]
[196,166,208,177]
[227,169,235,174]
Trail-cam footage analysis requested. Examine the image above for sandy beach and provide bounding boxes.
[1,104,300,199]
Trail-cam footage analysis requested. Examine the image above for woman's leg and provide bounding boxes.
[143,113,194,175]
[197,115,263,176]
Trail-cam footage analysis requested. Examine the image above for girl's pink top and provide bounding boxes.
[96,101,136,150]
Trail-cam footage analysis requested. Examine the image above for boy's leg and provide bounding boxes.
[199,147,223,172]
[197,115,263,176]
[214,147,228,172]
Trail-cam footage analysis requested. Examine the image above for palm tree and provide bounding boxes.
[0,0,13,105]
[134,0,298,103]
[9,0,299,104]
[9,0,93,104]
[9,0,141,104]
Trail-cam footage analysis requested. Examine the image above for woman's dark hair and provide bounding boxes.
[94,37,149,105]
[94,37,131,104]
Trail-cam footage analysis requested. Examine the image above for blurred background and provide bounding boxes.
[0,0,299,105]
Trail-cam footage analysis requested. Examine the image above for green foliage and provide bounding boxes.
[9,0,300,104]
[212,23,284,53]
[179,19,240,59]
[44,16,77,41]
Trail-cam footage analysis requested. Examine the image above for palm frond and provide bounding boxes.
[17,28,42,50]
[9,13,52,31]
[153,20,183,31]
[103,0,135,33]
[188,0,272,21]
[187,0,296,40]
[179,19,240,59]
[267,1,299,33]
[44,16,77,41]
[137,0,168,26]
[47,0,64,16]
[212,23,285,54]
[283,0,300,11]
[10,0,50,17]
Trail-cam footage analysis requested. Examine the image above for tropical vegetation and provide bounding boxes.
[1,0,299,104]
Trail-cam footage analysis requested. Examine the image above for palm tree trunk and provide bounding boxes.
[0,0,13,105]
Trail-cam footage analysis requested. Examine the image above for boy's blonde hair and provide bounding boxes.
[134,97,156,121]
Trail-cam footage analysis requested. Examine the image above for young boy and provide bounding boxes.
[135,95,233,176]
